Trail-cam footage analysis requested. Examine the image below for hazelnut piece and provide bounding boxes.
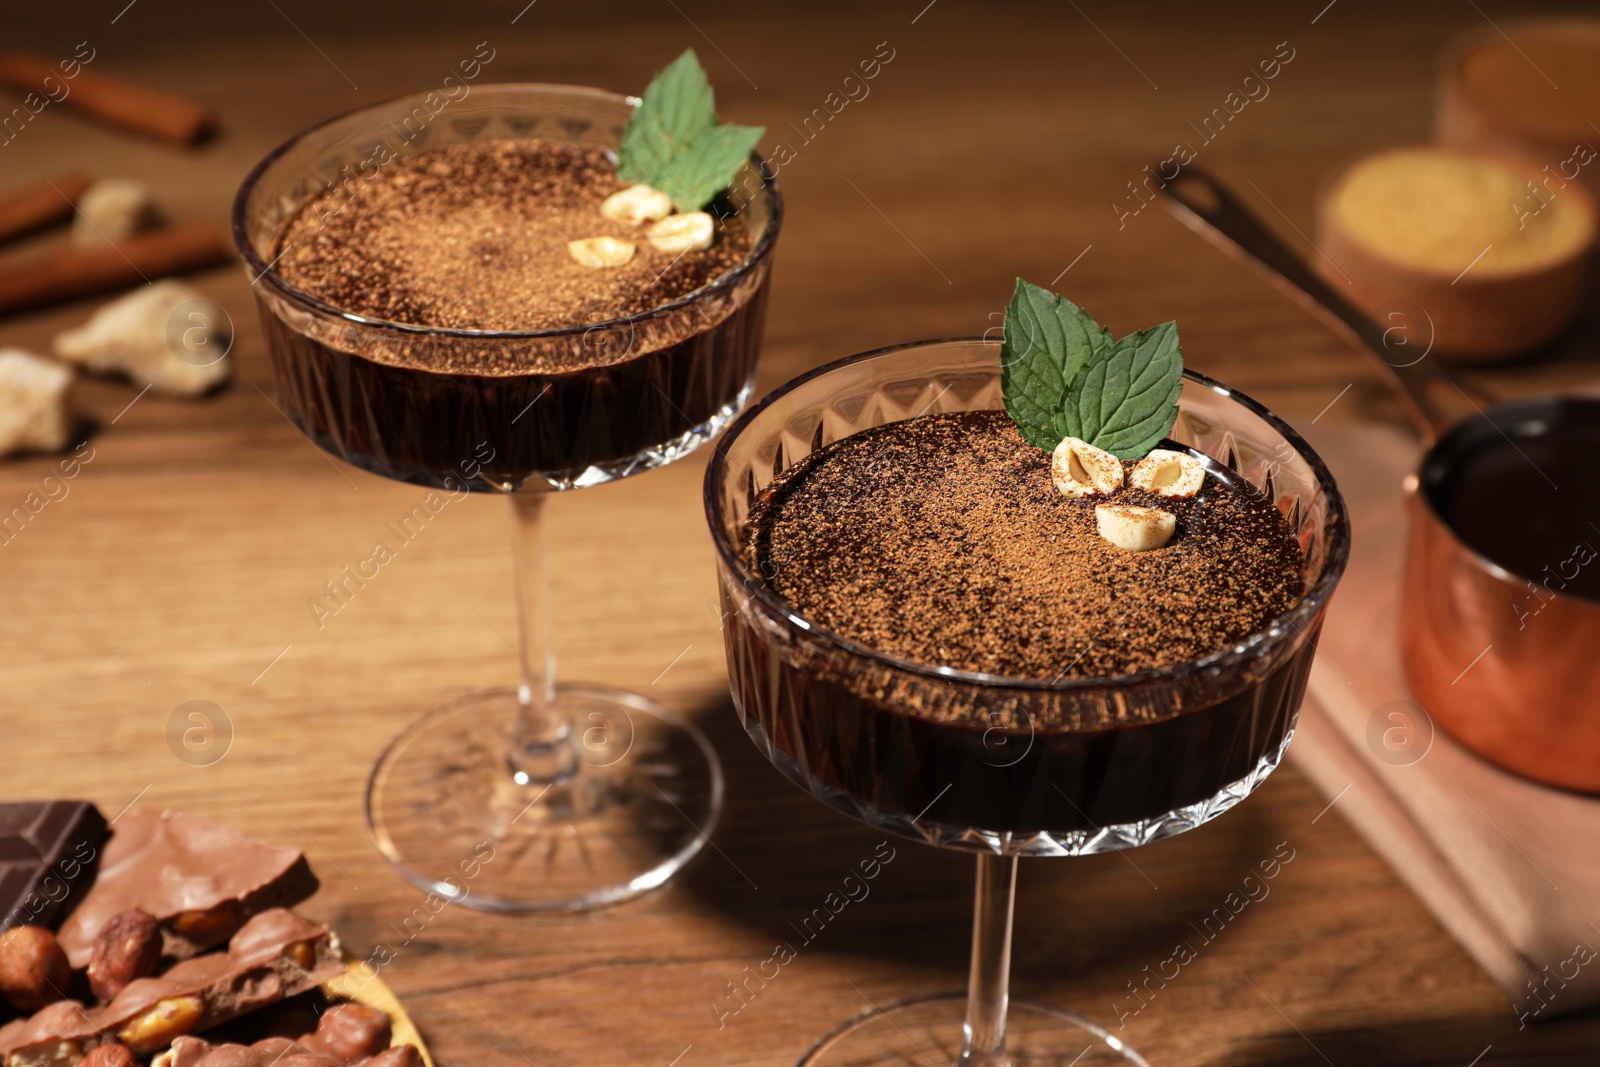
[80,1045,135,1067]
[88,909,162,1001]
[0,926,72,1012]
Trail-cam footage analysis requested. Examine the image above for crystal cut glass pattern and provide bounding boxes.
[705,340,1350,857]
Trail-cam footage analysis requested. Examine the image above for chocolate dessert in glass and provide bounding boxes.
[704,286,1348,1064]
[234,52,780,911]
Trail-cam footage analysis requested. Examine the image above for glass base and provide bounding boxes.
[799,994,1148,1067]
[365,685,723,912]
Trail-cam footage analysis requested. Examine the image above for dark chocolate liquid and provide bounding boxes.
[723,609,1318,837]
[726,426,1324,839]
[255,285,769,492]
[1425,402,1600,601]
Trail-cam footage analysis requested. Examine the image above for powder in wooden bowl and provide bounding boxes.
[1325,146,1594,276]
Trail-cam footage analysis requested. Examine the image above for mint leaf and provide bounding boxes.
[618,50,714,186]
[1063,321,1183,458]
[1000,278,1184,459]
[1000,278,1114,451]
[617,49,765,212]
[655,122,764,214]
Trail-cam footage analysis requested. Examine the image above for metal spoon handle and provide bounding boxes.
[1154,165,1492,443]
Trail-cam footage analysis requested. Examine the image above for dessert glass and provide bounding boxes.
[704,339,1349,1064]
[234,84,781,911]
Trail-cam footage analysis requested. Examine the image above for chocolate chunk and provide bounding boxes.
[0,997,97,1053]
[145,1036,416,1067]
[360,1047,421,1067]
[57,810,317,969]
[0,801,106,932]
[0,910,342,1058]
[249,1037,312,1060]
[276,1055,343,1067]
[199,1046,270,1067]
[302,1004,390,1065]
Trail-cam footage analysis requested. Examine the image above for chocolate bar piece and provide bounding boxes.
[158,1005,415,1067]
[162,1036,421,1067]
[0,802,106,932]
[0,909,344,1060]
[57,811,317,969]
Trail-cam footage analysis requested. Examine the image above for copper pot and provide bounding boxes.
[1158,168,1600,792]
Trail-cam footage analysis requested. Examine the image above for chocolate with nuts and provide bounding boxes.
[158,1005,405,1067]
[299,1005,391,1064]
[0,909,342,1059]
[57,810,317,969]
[159,1036,420,1067]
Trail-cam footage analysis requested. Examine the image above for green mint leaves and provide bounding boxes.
[1000,280,1114,450]
[1000,279,1184,459]
[617,49,764,213]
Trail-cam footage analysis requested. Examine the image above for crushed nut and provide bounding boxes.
[1095,503,1177,552]
[71,180,161,248]
[566,236,636,269]
[1129,449,1204,498]
[0,349,73,458]
[282,941,315,970]
[8,1040,83,1067]
[599,184,673,225]
[150,1035,209,1067]
[1050,437,1123,498]
[53,280,231,398]
[116,996,204,1053]
[169,903,238,937]
[645,211,713,253]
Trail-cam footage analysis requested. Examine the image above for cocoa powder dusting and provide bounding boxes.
[273,140,753,342]
[745,411,1304,681]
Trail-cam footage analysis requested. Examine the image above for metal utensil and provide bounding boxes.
[1157,167,1600,792]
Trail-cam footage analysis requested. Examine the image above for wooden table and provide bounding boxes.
[3,1,1598,1063]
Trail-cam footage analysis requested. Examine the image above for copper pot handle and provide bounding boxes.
[1154,165,1494,443]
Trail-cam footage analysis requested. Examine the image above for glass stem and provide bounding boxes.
[959,853,1018,1066]
[506,491,574,783]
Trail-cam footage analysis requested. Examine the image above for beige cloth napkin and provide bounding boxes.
[1290,423,1600,1024]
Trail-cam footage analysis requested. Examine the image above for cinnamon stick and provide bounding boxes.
[0,173,92,245]
[0,51,214,147]
[0,220,232,316]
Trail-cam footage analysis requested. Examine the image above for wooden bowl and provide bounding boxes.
[1314,145,1596,363]
[1436,18,1600,197]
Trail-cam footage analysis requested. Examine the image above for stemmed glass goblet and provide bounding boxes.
[234,84,781,911]
[704,338,1349,1064]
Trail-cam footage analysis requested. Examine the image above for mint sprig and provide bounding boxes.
[1000,278,1183,460]
[617,49,764,213]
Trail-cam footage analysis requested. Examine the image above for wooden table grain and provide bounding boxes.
[2,2,1598,1064]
